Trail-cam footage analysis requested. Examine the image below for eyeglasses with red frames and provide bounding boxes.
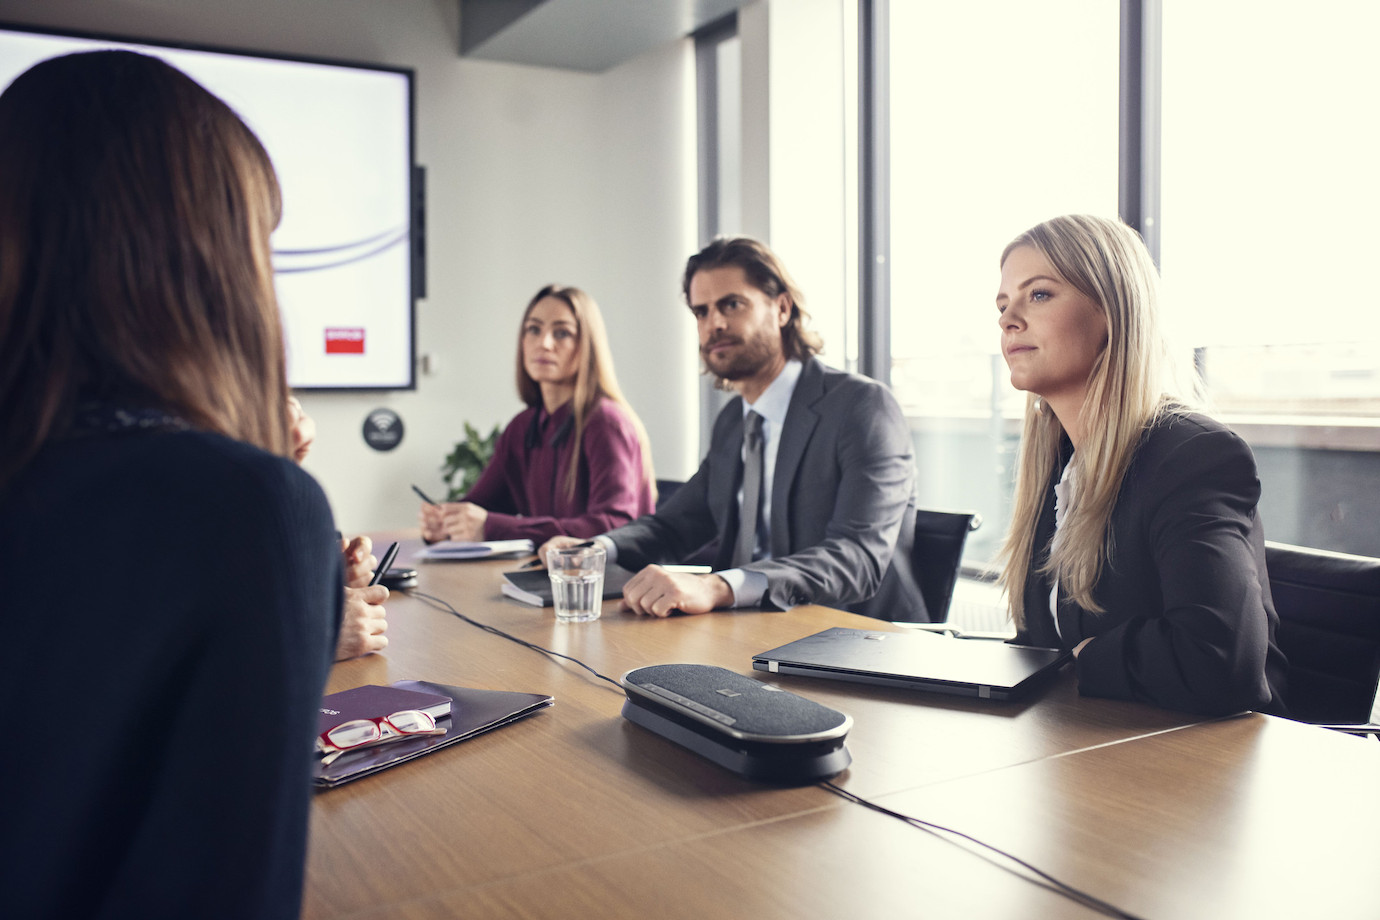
[318,710,446,766]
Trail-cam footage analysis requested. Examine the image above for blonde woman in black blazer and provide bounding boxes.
[995,215,1287,716]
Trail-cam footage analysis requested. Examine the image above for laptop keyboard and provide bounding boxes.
[945,577,1014,637]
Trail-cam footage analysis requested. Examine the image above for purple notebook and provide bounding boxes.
[317,683,453,738]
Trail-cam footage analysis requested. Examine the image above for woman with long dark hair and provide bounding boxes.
[0,51,339,918]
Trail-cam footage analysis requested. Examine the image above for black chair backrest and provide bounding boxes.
[655,479,683,511]
[1265,541,1380,724]
[912,509,981,623]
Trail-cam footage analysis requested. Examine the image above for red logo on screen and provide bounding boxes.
[325,327,366,354]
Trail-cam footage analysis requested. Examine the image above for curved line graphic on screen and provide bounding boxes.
[272,226,409,274]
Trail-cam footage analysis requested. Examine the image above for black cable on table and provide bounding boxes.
[819,780,1145,920]
[408,589,623,690]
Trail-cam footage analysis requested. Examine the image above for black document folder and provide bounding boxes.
[313,680,553,788]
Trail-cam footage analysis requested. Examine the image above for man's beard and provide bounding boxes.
[701,330,780,382]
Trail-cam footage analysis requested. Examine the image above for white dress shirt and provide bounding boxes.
[1049,456,1076,642]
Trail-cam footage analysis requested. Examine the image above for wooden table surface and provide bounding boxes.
[302,539,1380,920]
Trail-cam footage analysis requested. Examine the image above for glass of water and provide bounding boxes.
[547,543,606,622]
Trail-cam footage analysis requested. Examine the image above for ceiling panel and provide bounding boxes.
[460,0,748,72]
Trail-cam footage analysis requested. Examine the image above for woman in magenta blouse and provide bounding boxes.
[420,284,656,543]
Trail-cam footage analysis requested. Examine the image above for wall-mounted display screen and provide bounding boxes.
[0,23,418,390]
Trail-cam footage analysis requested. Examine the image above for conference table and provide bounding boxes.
[302,539,1380,920]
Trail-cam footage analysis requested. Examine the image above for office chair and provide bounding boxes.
[1265,541,1380,736]
[910,509,982,623]
[654,478,684,511]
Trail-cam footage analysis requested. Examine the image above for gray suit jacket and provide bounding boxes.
[607,358,928,620]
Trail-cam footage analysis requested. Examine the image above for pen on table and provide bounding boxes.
[370,542,400,586]
[411,484,440,506]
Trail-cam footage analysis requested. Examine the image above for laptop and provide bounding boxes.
[752,627,1071,701]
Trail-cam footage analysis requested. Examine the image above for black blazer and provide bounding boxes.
[608,357,928,620]
[1015,412,1288,716]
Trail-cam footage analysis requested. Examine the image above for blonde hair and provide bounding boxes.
[0,51,289,491]
[997,215,1199,626]
[515,285,656,502]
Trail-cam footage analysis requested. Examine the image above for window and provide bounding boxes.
[1161,3,1380,427]
[1159,3,1380,554]
[875,0,1380,558]
[886,0,1120,562]
[1162,2,1380,554]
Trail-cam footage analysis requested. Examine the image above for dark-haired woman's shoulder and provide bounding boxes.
[163,429,337,542]
[9,425,332,534]
[13,426,341,633]
[179,430,341,605]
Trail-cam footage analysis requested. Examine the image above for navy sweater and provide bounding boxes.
[0,425,341,920]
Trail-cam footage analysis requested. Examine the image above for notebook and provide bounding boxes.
[501,565,636,607]
[418,539,535,561]
[500,564,715,607]
[751,626,1071,701]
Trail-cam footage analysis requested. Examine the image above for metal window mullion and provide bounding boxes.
[1120,0,1162,266]
[695,16,739,454]
[695,26,723,249]
[858,0,889,386]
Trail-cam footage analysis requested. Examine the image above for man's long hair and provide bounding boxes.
[681,237,823,383]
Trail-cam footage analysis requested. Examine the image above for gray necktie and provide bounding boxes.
[731,411,765,567]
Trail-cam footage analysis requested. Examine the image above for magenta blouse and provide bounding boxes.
[465,397,654,542]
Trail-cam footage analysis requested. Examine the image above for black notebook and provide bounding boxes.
[500,565,636,607]
[314,680,553,788]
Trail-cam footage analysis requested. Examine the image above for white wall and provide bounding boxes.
[0,0,698,531]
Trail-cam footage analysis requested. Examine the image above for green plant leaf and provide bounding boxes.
[440,422,502,500]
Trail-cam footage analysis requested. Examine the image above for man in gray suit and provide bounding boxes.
[541,237,926,620]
